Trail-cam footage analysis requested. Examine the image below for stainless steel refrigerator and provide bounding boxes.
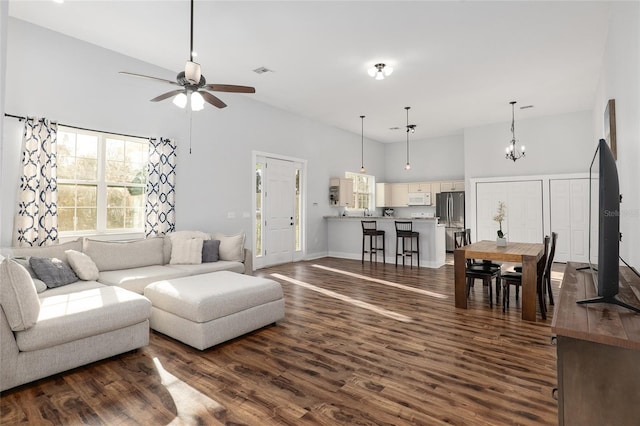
[436,191,465,252]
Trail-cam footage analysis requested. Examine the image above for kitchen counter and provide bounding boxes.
[325,216,446,267]
[323,215,439,221]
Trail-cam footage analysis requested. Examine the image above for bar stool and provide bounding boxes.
[361,221,385,264]
[395,221,420,268]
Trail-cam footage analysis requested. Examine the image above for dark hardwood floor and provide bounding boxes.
[1,256,562,425]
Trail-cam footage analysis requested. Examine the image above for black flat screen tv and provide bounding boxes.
[577,139,640,313]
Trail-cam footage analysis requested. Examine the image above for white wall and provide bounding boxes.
[383,134,464,182]
[464,110,595,181]
[592,2,640,269]
[1,18,386,259]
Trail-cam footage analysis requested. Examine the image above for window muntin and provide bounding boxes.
[345,172,375,210]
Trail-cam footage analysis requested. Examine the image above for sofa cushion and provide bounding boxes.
[97,265,188,294]
[65,250,99,281]
[166,260,245,276]
[212,232,246,262]
[0,259,41,331]
[11,257,47,293]
[202,240,220,263]
[38,280,105,298]
[15,286,152,352]
[144,271,283,323]
[9,239,82,264]
[163,231,211,264]
[29,257,79,288]
[83,237,164,271]
[170,238,204,265]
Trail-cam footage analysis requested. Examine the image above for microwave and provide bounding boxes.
[407,192,431,206]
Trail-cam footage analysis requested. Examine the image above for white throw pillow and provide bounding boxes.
[0,259,41,331]
[212,232,246,262]
[170,238,204,265]
[65,249,99,281]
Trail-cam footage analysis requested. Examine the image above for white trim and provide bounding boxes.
[251,151,308,270]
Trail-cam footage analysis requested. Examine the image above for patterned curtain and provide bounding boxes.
[145,137,176,237]
[14,117,59,247]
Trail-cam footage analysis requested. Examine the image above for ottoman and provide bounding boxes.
[144,271,284,350]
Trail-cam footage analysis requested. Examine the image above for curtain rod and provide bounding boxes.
[4,113,156,141]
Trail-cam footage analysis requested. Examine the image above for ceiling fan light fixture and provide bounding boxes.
[185,61,201,85]
[191,91,205,111]
[173,92,187,108]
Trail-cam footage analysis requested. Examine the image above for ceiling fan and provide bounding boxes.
[119,0,255,110]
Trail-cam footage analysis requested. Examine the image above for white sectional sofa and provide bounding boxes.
[0,231,254,391]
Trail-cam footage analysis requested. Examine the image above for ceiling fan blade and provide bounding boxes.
[200,91,227,109]
[119,71,179,86]
[150,90,184,102]
[204,84,256,94]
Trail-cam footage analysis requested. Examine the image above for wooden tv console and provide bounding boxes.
[551,262,640,426]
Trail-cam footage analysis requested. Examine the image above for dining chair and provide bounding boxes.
[500,235,550,319]
[464,228,501,269]
[512,232,557,306]
[454,230,501,308]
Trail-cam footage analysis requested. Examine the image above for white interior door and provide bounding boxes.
[476,180,543,243]
[264,158,295,266]
[550,178,589,262]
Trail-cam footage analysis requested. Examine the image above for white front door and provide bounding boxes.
[264,157,295,266]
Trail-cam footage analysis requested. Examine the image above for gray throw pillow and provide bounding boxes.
[202,240,220,263]
[29,257,79,288]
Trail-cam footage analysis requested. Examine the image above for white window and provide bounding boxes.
[345,172,375,210]
[57,127,149,236]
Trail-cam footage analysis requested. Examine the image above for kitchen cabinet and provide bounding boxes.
[408,182,431,193]
[390,183,409,207]
[436,180,465,192]
[375,183,391,207]
[329,178,354,207]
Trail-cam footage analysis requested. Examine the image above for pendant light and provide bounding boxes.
[505,101,525,162]
[360,115,366,173]
[404,106,412,170]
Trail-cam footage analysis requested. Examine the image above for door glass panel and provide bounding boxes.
[255,163,263,257]
[295,168,301,251]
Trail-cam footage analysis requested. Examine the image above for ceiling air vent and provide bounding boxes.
[253,66,273,74]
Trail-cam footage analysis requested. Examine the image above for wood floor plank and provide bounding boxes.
[1,256,561,425]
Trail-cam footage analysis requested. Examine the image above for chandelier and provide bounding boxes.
[505,101,525,162]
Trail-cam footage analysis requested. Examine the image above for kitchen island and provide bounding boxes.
[325,216,446,267]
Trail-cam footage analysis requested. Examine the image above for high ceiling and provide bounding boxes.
[8,1,611,143]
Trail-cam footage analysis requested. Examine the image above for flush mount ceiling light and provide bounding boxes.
[404,106,413,170]
[367,63,393,80]
[360,115,366,173]
[505,101,526,162]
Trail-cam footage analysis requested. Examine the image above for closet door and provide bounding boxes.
[550,179,589,262]
[476,180,543,244]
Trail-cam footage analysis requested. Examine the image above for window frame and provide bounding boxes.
[57,126,149,238]
[344,171,375,211]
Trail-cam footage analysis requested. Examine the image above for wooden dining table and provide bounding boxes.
[454,240,545,321]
